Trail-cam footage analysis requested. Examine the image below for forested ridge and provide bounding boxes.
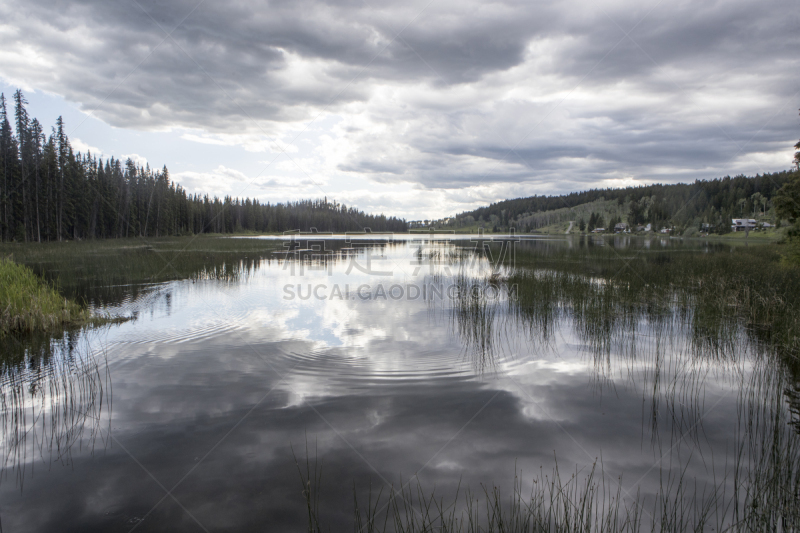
[455,171,799,233]
[0,90,406,242]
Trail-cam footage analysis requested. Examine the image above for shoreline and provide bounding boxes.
[0,258,125,336]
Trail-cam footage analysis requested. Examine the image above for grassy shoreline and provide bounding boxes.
[0,258,122,335]
[0,235,287,311]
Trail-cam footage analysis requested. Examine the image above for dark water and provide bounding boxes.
[1,235,796,532]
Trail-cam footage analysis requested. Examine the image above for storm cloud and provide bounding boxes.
[1,0,798,214]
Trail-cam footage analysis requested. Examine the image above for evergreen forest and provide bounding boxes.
[0,90,407,242]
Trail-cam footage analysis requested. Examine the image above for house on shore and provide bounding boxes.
[614,222,628,233]
[731,219,757,232]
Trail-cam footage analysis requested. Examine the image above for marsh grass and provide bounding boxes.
[304,443,798,532]
[0,235,282,306]
[394,240,800,532]
[732,356,800,532]
[293,439,325,533]
[501,243,800,360]
[0,332,111,489]
[299,356,800,532]
[0,236,281,487]
[443,240,800,375]
[0,259,104,335]
[342,462,649,533]
[450,274,502,373]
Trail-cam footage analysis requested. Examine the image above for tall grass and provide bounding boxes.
[501,243,800,360]
[0,333,111,489]
[340,462,649,533]
[373,239,800,532]
[298,354,799,532]
[0,235,283,307]
[0,259,94,335]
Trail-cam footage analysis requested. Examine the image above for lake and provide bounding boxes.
[1,234,798,532]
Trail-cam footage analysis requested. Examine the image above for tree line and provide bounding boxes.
[455,170,799,233]
[774,124,800,263]
[0,90,406,242]
[580,212,624,233]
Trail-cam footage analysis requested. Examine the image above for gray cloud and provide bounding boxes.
[1,0,798,200]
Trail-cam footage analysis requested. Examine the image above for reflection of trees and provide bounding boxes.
[0,330,110,489]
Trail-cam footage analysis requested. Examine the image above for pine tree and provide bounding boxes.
[13,90,30,241]
[587,212,597,232]
[31,118,43,241]
[0,94,18,241]
[0,90,424,241]
[56,116,68,240]
[794,109,800,171]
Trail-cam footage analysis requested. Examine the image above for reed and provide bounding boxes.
[0,259,96,335]
[0,332,111,489]
[397,240,800,532]
[500,243,800,360]
[0,235,282,306]
[299,357,800,532]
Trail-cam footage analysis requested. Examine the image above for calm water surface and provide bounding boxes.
[0,235,795,531]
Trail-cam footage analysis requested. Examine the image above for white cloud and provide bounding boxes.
[172,165,249,196]
[71,137,102,156]
[181,132,300,154]
[122,153,148,167]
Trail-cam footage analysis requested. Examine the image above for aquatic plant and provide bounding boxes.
[0,259,93,335]
[299,356,800,532]
[0,333,111,489]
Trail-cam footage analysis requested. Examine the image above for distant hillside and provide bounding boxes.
[451,171,798,234]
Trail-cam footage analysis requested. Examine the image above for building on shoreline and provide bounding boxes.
[731,219,757,232]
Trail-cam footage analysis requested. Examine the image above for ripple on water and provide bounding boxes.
[273,344,484,391]
[122,320,250,345]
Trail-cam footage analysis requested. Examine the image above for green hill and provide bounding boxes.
[446,171,798,235]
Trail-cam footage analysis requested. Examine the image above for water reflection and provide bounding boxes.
[0,330,111,490]
[0,235,797,531]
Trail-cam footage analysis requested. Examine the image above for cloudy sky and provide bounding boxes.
[1,0,798,219]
